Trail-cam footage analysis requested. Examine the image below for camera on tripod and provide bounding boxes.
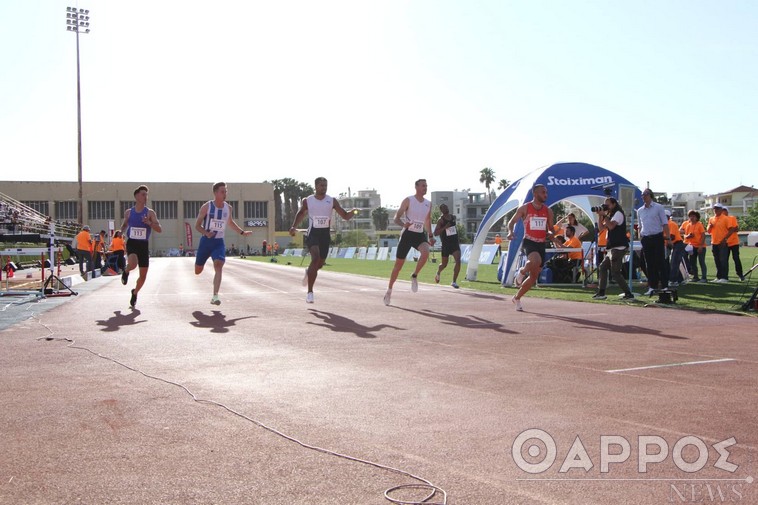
[591,204,609,212]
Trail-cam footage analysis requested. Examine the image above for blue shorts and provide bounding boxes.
[195,236,225,266]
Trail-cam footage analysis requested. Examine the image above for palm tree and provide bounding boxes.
[265,179,286,231]
[497,178,510,191]
[480,167,496,203]
[371,207,389,231]
[280,178,299,228]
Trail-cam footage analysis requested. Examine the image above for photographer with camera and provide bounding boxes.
[591,198,635,300]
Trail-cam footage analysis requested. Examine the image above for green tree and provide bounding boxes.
[480,167,496,203]
[741,202,758,230]
[265,179,286,231]
[371,206,390,231]
[341,230,370,247]
[497,178,511,191]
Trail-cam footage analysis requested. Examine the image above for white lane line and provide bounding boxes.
[606,358,735,374]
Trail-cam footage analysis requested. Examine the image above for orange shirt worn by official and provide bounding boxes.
[110,236,126,253]
[726,215,739,247]
[680,221,705,248]
[707,214,729,246]
[563,236,583,260]
[75,230,92,251]
[668,220,683,243]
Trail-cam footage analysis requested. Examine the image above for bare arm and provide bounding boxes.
[120,209,131,235]
[227,204,251,236]
[147,209,162,233]
[289,198,309,236]
[394,198,411,228]
[195,202,212,238]
[506,205,527,240]
[332,198,357,221]
[433,216,445,237]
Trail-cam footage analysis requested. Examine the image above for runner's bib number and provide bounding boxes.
[313,216,330,228]
[445,226,457,236]
[129,227,147,240]
[209,219,225,232]
[528,216,547,230]
[408,221,424,233]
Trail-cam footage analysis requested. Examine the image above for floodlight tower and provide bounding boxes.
[65,7,91,224]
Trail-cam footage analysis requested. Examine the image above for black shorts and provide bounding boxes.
[126,239,150,268]
[396,230,428,260]
[440,238,461,258]
[306,228,331,259]
[522,239,546,266]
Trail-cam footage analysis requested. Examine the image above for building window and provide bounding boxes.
[119,201,132,219]
[152,201,178,220]
[22,201,49,216]
[88,201,115,220]
[226,201,238,220]
[467,208,478,218]
[244,201,268,219]
[183,201,205,219]
[55,201,78,221]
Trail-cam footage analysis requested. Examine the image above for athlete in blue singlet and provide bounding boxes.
[120,185,162,308]
[195,182,252,305]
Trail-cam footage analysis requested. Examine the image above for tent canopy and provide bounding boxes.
[464,162,641,283]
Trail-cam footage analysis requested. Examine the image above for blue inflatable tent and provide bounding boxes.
[465,162,642,285]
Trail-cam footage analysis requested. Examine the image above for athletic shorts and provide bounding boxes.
[396,230,428,260]
[440,238,461,258]
[306,228,331,259]
[126,239,150,268]
[195,236,226,266]
[522,238,546,266]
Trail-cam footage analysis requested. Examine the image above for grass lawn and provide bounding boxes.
[245,249,758,316]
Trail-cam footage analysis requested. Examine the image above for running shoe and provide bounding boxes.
[211,295,221,305]
[714,278,728,284]
[644,288,655,296]
[620,292,635,300]
[306,292,314,304]
[698,278,708,283]
[514,270,526,287]
[302,270,308,286]
[592,292,607,300]
[411,275,418,293]
[383,289,392,306]
[121,269,129,285]
[512,297,523,312]
[435,272,440,283]
[129,289,137,308]
[451,282,459,289]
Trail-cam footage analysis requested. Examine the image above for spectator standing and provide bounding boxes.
[110,230,126,272]
[75,225,93,276]
[680,211,707,283]
[706,203,730,283]
[722,208,745,281]
[592,197,634,300]
[666,212,687,286]
[636,189,670,295]
[494,233,502,257]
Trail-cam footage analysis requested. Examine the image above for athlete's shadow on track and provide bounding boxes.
[190,310,256,334]
[392,306,519,335]
[531,312,687,340]
[96,309,146,332]
[307,309,404,339]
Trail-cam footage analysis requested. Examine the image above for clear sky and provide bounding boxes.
[1,1,755,208]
